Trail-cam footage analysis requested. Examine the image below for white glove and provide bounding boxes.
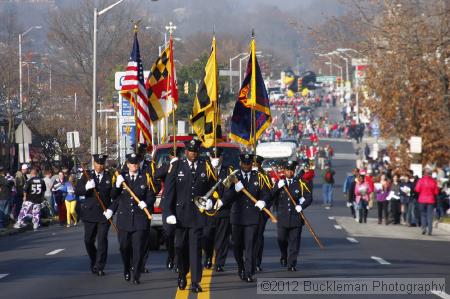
[166,215,177,224]
[205,199,213,210]
[299,197,306,205]
[255,200,266,211]
[295,205,303,213]
[235,181,244,192]
[277,180,285,189]
[214,199,223,210]
[170,157,178,164]
[85,179,95,190]
[211,158,220,168]
[346,202,353,208]
[115,175,125,188]
[103,209,113,220]
[138,201,147,210]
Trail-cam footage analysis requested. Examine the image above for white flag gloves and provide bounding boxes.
[214,199,223,210]
[211,158,220,168]
[166,215,177,224]
[295,205,302,213]
[85,179,96,190]
[277,180,285,189]
[115,175,125,188]
[235,181,244,192]
[205,199,213,211]
[299,197,306,204]
[138,201,147,210]
[255,200,266,211]
[103,209,113,220]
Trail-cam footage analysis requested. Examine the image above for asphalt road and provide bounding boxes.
[1,106,449,299]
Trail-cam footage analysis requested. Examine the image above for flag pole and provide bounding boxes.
[251,30,257,155]
[133,23,139,152]
[213,33,218,156]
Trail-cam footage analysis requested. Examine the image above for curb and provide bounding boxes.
[0,218,58,237]
[437,222,450,233]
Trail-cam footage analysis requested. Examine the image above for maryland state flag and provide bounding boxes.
[145,36,178,121]
[190,36,223,147]
[230,34,271,147]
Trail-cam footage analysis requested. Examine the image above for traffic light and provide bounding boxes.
[184,81,189,94]
[297,77,303,92]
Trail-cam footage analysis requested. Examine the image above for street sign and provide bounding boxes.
[409,136,422,154]
[178,120,186,135]
[351,58,369,66]
[15,121,32,144]
[410,163,423,178]
[66,131,80,149]
[316,76,336,83]
[219,70,239,77]
[18,143,30,163]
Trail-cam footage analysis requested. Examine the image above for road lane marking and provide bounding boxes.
[334,225,342,230]
[371,256,390,265]
[0,274,9,280]
[346,237,359,243]
[174,272,191,299]
[198,256,215,299]
[46,249,65,256]
[328,216,335,220]
[432,290,450,299]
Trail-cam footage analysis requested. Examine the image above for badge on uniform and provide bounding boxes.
[295,190,299,194]
[254,181,259,186]
[140,185,145,189]
[178,171,184,177]
[106,180,110,184]
[201,173,206,177]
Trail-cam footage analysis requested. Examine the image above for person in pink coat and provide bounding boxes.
[415,168,439,235]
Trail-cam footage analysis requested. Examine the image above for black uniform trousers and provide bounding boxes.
[203,217,231,267]
[163,222,176,264]
[175,226,202,283]
[277,225,303,267]
[118,229,148,280]
[255,215,268,267]
[83,221,110,271]
[232,224,258,276]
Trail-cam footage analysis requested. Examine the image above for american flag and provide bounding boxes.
[120,32,152,145]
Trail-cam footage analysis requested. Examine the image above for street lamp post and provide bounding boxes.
[18,26,41,166]
[315,53,333,76]
[229,52,246,93]
[332,51,349,83]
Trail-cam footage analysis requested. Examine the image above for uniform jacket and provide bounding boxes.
[110,171,156,231]
[164,158,216,228]
[222,170,270,226]
[212,165,234,218]
[272,178,313,228]
[75,170,113,223]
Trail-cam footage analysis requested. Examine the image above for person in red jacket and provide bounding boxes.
[415,168,439,235]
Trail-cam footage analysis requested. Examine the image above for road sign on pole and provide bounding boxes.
[15,121,32,144]
[409,136,422,154]
[66,131,80,149]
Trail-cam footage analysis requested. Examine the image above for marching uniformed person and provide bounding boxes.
[253,155,274,272]
[222,153,270,282]
[75,154,113,276]
[164,139,216,293]
[202,147,234,272]
[156,148,181,271]
[103,152,156,285]
[273,160,313,271]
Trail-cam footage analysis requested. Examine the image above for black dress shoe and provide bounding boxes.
[166,258,174,270]
[280,258,287,267]
[132,279,140,285]
[124,272,131,281]
[287,266,297,272]
[97,270,105,276]
[245,275,254,283]
[143,267,149,273]
[191,282,203,293]
[178,275,187,290]
[215,265,224,272]
[90,267,98,274]
[204,258,212,269]
[238,269,246,281]
[256,265,262,272]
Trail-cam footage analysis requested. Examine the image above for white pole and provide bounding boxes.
[229,57,232,92]
[92,8,98,155]
[19,34,23,112]
[74,92,77,112]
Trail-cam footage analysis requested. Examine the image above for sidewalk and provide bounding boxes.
[335,216,450,242]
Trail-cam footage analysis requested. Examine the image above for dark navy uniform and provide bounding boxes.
[164,140,215,292]
[109,154,156,284]
[273,175,312,270]
[254,169,274,271]
[202,162,234,271]
[222,155,270,281]
[75,159,113,274]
